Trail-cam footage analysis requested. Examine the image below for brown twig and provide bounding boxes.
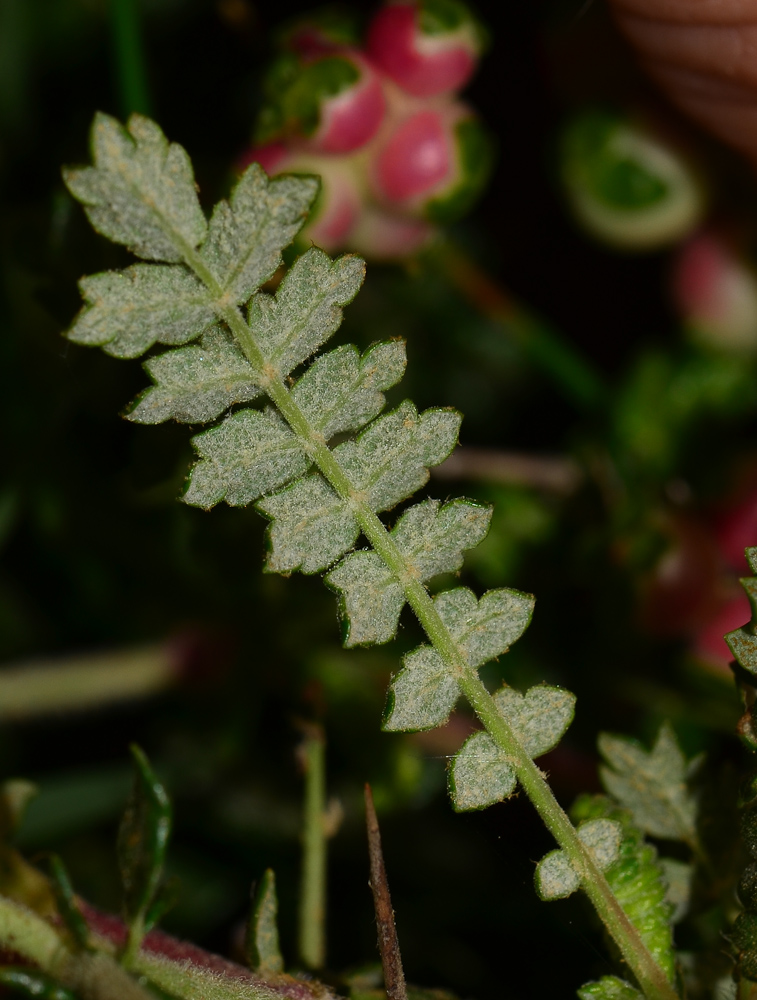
[364,784,407,1000]
[433,446,583,495]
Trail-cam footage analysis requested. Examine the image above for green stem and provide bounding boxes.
[173,231,676,1000]
[110,0,152,118]
[298,725,327,970]
[431,240,607,413]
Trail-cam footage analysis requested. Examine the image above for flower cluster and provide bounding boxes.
[239,1,492,260]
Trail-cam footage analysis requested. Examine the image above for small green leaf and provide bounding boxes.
[571,795,676,983]
[183,408,308,510]
[382,646,460,732]
[46,853,90,950]
[117,745,172,931]
[292,341,407,440]
[0,780,37,839]
[449,684,575,811]
[577,976,644,1000]
[598,722,698,845]
[68,266,215,360]
[326,499,492,646]
[143,875,181,934]
[434,586,535,668]
[63,113,206,262]
[726,559,757,674]
[0,968,78,1000]
[250,249,364,376]
[535,818,621,900]
[200,164,317,303]
[448,731,516,811]
[658,857,692,923]
[258,475,358,574]
[246,868,284,975]
[334,401,461,513]
[127,327,261,425]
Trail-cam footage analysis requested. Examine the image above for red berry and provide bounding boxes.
[367,1,484,98]
[349,206,434,260]
[307,52,386,154]
[712,485,757,573]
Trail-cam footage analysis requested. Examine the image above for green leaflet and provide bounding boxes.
[726,547,757,677]
[535,818,621,900]
[577,976,644,1000]
[326,499,492,646]
[46,853,91,950]
[571,795,677,984]
[246,868,284,975]
[258,475,360,574]
[258,402,461,573]
[69,265,215,360]
[383,587,534,732]
[183,408,308,509]
[658,858,692,924]
[199,163,317,303]
[450,684,576,811]
[127,326,261,425]
[292,341,407,439]
[598,722,699,847]
[250,248,365,377]
[63,113,207,263]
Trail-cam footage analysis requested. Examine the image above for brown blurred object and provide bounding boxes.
[608,0,757,166]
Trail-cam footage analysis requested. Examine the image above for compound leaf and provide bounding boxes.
[127,326,261,425]
[326,499,492,647]
[183,408,308,510]
[571,795,676,983]
[63,113,206,262]
[68,266,215,360]
[577,977,644,1000]
[118,745,171,930]
[450,684,575,811]
[258,474,358,574]
[382,646,460,732]
[251,248,364,376]
[535,819,621,900]
[201,164,317,303]
[292,341,407,440]
[598,722,698,846]
[334,401,461,513]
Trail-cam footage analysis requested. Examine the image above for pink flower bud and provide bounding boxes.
[258,51,386,154]
[671,231,757,353]
[236,143,289,176]
[367,1,485,97]
[306,52,386,154]
[370,102,492,221]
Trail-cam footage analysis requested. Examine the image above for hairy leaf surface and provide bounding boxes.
[384,588,535,732]
[577,977,644,1000]
[127,327,261,425]
[326,499,492,646]
[258,475,359,574]
[69,266,215,359]
[450,684,576,811]
[535,819,621,900]
[292,341,407,440]
[184,408,308,509]
[200,164,317,302]
[599,722,698,845]
[435,587,534,668]
[571,795,676,983]
[250,249,365,376]
[382,646,460,732]
[63,114,206,262]
[334,402,461,513]
[726,547,757,675]
[246,868,284,975]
